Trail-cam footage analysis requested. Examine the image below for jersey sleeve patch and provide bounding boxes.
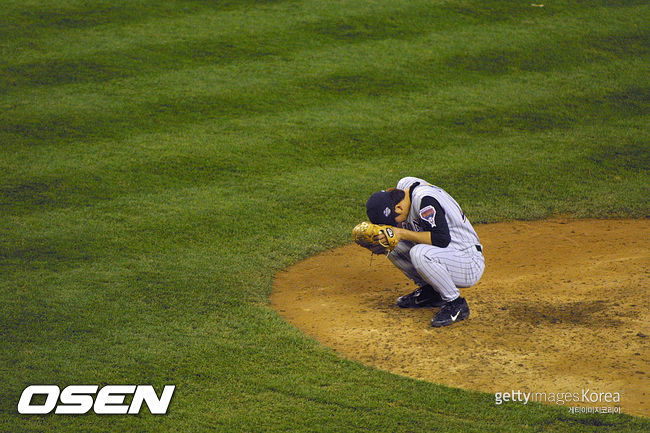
[419,205,437,227]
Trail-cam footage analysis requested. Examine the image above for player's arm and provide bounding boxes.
[392,227,432,245]
[395,197,451,247]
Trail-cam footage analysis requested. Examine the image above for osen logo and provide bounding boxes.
[18,385,175,415]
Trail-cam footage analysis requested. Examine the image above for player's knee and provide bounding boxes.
[408,244,429,266]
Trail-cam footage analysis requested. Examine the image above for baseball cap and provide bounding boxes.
[366,190,396,226]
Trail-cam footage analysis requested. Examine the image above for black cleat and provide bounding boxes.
[397,285,445,308]
[430,297,470,327]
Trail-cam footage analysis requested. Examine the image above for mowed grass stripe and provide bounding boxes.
[0,0,296,40]
[3,0,643,54]
[0,0,584,60]
[1,9,647,152]
[3,46,648,172]
[0,99,645,226]
[2,1,646,92]
[3,4,645,115]
[3,2,646,94]
[0,0,512,70]
[1,77,646,226]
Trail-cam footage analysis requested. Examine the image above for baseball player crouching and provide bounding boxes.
[363,177,485,327]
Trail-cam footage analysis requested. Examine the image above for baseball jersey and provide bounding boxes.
[396,177,480,251]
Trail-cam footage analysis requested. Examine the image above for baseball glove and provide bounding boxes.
[352,221,399,255]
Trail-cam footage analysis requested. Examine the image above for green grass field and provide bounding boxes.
[1,0,648,431]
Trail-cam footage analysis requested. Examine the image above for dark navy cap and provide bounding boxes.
[366,191,396,226]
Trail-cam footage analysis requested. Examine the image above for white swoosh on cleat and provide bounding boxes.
[450,311,461,321]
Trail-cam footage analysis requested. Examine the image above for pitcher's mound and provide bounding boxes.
[272,219,649,416]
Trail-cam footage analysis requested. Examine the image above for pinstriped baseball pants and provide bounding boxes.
[388,241,485,302]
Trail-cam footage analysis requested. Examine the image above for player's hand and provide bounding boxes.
[374,228,400,245]
[352,222,400,254]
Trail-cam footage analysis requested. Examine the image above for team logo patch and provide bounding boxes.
[383,207,391,217]
[419,205,436,227]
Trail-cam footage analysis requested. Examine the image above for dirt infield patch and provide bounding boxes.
[272,219,649,416]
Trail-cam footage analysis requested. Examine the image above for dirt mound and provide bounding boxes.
[272,219,649,416]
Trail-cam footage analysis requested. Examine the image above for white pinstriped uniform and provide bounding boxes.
[388,177,485,301]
